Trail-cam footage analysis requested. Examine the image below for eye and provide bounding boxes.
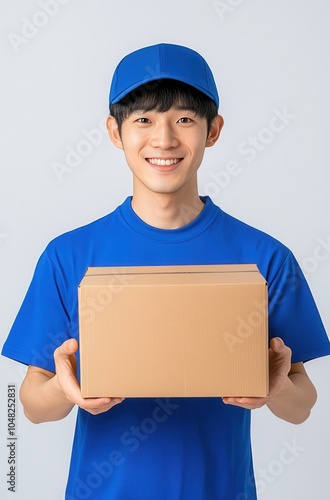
[177,117,192,124]
[136,117,151,124]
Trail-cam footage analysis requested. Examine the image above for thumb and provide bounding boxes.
[270,337,284,352]
[60,338,78,355]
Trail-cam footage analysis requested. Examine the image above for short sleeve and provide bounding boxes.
[267,251,330,363]
[1,249,73,372]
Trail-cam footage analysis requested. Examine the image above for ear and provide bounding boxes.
[205,115,224,148]
[106,116,123,150]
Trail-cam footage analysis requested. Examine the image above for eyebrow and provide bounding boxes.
[130,107,197,115]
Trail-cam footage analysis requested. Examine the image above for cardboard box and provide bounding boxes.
[78,264,269,398]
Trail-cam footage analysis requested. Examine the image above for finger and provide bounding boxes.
[54,339,78,379]
[54,339,125,413]
[56,338,78,356]
[54,340,83,404]
[269,338,292,366]
[54,344,77,378]
[223,397,259,404]
[81,396,125,408]
[55,350,123,409]
[270,337,284,351]
[222,396,267,410]
[78,397,125,415]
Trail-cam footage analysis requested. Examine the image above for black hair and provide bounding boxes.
[109,79,218,135]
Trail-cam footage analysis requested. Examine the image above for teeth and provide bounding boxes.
[148,158,181,166]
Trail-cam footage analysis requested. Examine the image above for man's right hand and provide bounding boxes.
[54,338,125,415]
[20,338,124,423]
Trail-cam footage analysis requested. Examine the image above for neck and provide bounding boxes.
[131,188,204,229]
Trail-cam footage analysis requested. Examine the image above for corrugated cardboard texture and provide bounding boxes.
[78,265,268,398]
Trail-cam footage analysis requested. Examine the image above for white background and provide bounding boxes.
[1,1,329,498]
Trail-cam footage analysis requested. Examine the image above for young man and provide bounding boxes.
[2,43,330,499]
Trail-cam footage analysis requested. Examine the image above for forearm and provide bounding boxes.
[266,371,317,424]
[20,370,75,424]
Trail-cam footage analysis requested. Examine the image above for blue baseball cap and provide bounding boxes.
[109,43,219,108]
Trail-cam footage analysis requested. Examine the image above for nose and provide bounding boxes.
[149,122,180,150]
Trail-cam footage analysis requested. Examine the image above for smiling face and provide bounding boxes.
[107,108,223,200]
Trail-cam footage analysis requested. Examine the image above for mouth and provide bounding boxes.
[146,158,183,166]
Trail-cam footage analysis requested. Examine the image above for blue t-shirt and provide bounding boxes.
[2,196,330,500]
